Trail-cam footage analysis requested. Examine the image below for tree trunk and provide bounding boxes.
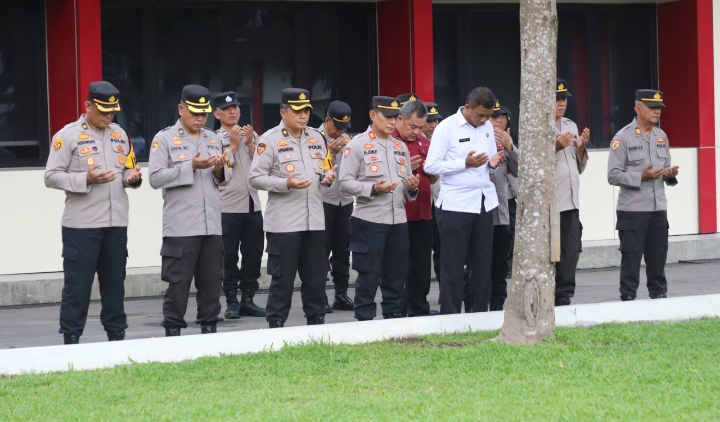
[497,0,558,345]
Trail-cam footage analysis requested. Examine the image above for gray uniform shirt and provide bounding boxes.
[555,117,589,212]
[217,127,261,214]
[339,126,418,225]
[45,116,140,228]
[490,144,519,226]
[249,122,327,233]
[318,124,354,206]
[607,118,676,212]
[148,120,233,237]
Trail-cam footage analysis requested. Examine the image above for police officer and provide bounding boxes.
[607,89,678,301]
[149,85,233,336]
[423,102,443,289]
[249,88,337,328]
[554,78,590,306]
[338,96,420,321]
[45,81,142,344]
[481,102,519,311]
[318,100,354,312]
[212,92,266,319]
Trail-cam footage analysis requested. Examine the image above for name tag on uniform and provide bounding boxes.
[459,138,470,143]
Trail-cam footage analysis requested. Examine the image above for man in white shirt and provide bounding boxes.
[425,87,505,314]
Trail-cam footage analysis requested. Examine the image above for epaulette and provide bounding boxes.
[306,126,324,137]
[160,125,173,132]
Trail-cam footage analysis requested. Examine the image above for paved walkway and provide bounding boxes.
[1,259,719,349]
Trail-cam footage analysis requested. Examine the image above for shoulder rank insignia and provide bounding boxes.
[281,128,289,138]
[368,131,376,140]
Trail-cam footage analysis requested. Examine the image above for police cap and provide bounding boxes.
[326,100,352,129]
[372,96,401,117]
[213,91,241,109]
[88,81,121,112]
[635,89,665,108]
[556,78,573,98]
[281,88,313,110]
[424,102,442,121]
[397,93,420,105]
[181,85,212,113]
[491,101,512,120]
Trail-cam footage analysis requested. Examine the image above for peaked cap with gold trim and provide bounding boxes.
[181,84,212,113]
[88,81,121,112]
[635,89,665,108]
[281,88,313,111]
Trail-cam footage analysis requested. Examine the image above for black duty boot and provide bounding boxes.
[323,294,334,314]
[332,288,354,311]
[650,293,667,299]
[165,327,181,337]
[107,330,126,341]
[620,294,636,302]
[63,334,80,345]
[555,297,571,307]
[239,289,266,317]
[224,288,241,319]
[201,324,217,334]
[383,312,406,319]
[489,298,505,311]
[269,320,285,329]
[307,315,325,325]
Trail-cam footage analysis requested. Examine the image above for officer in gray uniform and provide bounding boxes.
[249,88,337,328]
[212,92,266,319]
[149,85,234,336]
[607,89,679,301]
[554,78,590,306]
[338,96,420,321]
[45,81,142,344]
[318,100,355,312]
[487,102,519,311]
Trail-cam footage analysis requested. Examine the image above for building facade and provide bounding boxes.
[0,0,717,275]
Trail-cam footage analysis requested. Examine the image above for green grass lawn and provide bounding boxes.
[1,319,719,421]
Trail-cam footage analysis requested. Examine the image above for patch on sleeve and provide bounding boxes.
[257,143,266,155]
[611,139,622,151]
[343,147,351,159]
[151,142,159,154]
[53,138,63,152]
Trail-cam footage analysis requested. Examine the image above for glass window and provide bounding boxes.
[0,1,47,167]
[432,9,459,120]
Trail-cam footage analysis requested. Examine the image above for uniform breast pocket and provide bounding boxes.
[77,145,100,167]
[112,143,129,168]
[656,147,668,160]
[395,155,408,178]
[278,153,300,175]
[627,149,646,163]
[363,154,384,178]
[171,150,192,166]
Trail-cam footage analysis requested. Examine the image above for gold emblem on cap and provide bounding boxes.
[343,115,349,120]
[409,95,416,101]
[199,97,206,103]
[654,92,661,100]
[109,95,116,102]
[299,92,307,100]
[558,83,565,90]
[391,100,399,107]
[430,107,437,113]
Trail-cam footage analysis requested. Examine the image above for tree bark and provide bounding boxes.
[497,0,558,345]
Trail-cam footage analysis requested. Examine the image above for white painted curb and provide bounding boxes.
[1,294,719,376]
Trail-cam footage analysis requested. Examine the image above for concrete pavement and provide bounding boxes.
[1,259,719,349]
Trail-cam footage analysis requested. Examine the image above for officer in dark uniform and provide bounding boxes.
[213,92,266,319]
[338,96,420,320]
[318,100,355,312]
[45,81,142,344]
[149,85,233,336]
[423,102,443,290]
[608,89,678,300]
[249,88,337,328]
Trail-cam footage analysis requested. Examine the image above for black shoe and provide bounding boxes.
[165,327,181,337]
[63,334,80,345]
[201,324,217,334]
[332,288,354,311]
[620,294,636,302]
[323,294,334,314]
[307,315,325,325]
[555,297,571,307]
[489,299,505,311]
[429,309,440,315]
[107,330,126,341]
[383,312,406,319]
[239,289,266,317]
[356,316,373,321]
[650,293,667,299]
[224,288,241,319]
[268,320,285,329]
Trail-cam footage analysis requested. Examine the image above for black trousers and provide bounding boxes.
[555,209,583,298]
[617,210,669,296]
[432,203,442,283]
[490,224,511,303]
[323,202,353,289]
[265,231,327,323]
[406,219,434,316]
[221,211,264,292]
[436,206,494,314]
[508,198,517,268]
[349,217,408,320]
[59,226,128,336]
[160,235,223,328]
